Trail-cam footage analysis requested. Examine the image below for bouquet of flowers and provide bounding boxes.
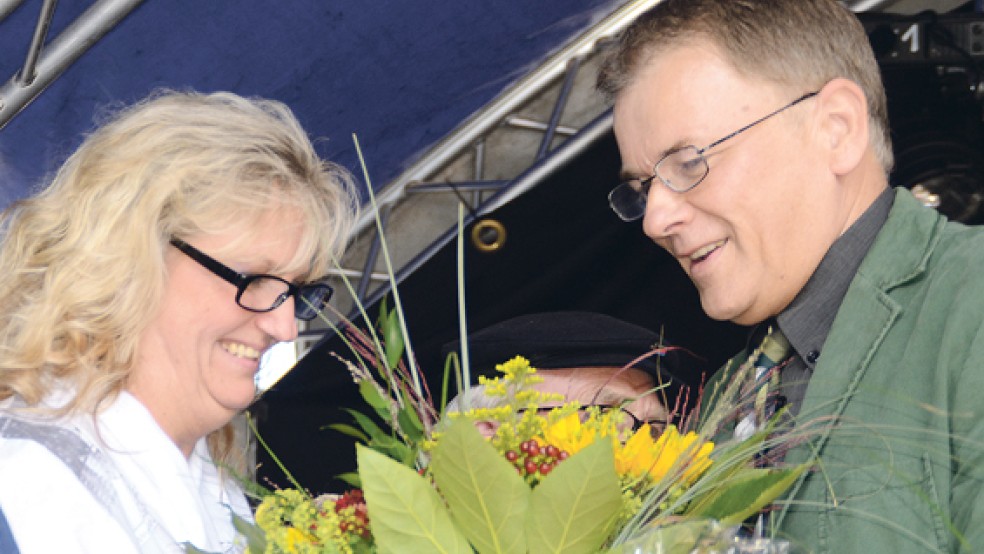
[235,305,809,554]
[228,145,812,553]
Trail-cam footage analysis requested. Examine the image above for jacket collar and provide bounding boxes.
[775,187,947,525]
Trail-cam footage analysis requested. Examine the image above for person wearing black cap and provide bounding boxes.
[442,311,696,437]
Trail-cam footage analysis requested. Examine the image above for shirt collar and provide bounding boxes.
[777,187,895,370]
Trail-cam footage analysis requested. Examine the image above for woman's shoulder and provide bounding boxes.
[0,429,143,552]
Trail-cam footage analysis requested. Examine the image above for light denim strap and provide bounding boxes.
[0,415,177,553]
[0,505,19,554]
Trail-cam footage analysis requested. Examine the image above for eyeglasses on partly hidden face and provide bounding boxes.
[518,404,667,438]
[608,90,820,222]
[170,238,332,321]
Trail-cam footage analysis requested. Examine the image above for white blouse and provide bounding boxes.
[0,391,251,553]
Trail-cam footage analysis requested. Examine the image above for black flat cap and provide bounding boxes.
[441,311,692,394]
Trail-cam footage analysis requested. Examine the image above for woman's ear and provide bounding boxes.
[815,78,869,176]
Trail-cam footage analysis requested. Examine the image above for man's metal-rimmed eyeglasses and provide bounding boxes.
[518,404,667,438]
[170,238,332,321]
[608,90,820,222]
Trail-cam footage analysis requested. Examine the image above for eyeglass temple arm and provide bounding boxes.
[169,238,246,288]
[702,91,820,153]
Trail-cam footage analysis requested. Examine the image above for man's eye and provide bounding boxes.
[680,158,703,172]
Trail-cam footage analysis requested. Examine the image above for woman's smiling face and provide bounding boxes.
[129,207,307,456]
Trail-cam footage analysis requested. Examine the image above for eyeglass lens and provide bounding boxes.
[238,277,331,321]
[658,146,709,192]
[520,405,663,438]
[294,284,332,320]
[609,146,710,222]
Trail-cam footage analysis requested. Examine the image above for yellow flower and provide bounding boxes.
[614,425,713,484]
[614,424,661,480]
[540,413,598,455]
[283,527,310,553]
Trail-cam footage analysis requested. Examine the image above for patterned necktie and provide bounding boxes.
[734,323,792,442]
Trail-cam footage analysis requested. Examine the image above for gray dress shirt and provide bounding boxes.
[775,187,895,417]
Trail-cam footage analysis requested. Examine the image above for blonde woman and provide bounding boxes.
[0,90,356,553]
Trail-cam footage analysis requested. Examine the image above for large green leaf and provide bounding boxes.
[430,419,531,554]
[683,464,808,526]
[527,440,622,554]
[357,445,472,554]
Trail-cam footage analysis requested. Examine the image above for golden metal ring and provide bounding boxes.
[470,219,507,252]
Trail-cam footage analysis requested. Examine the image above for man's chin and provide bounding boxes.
[699,296,757,325]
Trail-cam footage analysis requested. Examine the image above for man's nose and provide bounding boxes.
[641,181,691,242]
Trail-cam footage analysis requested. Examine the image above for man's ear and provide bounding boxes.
[475,419,499,439]
[815,78,869,176]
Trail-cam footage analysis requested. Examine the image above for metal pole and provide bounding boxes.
[18,0,59,86]
[0,0,28,22]
[844,0,892,12]
[0,0,145,128]
[535,56,582,161]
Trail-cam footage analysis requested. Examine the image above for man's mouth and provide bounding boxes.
[689,239,727,263]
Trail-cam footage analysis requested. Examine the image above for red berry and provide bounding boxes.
[558,450,569,461]
[539,462,553,475]
[527,442,540,456]
[524,460,538,475]
[545,445,559,458]
[505,450,519,462]
[520,440,531,453]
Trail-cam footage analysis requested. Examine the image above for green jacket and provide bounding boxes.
[704,189,984,553]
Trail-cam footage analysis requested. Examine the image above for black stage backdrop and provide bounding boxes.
[252,130,749,494]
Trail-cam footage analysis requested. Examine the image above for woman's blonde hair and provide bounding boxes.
[0,89,357,466]
[597,0,894,174]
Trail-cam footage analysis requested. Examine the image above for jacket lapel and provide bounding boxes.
[775,189,945,526]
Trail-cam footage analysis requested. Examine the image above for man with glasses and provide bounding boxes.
[597,0,984,551]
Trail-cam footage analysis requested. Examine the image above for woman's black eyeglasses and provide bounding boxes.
[170,238,332,321]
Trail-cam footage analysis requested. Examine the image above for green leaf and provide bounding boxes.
[336,471,362,489]
[381,307,406,370]
[231,512,267,553]
[343,408,388,440]
[430,419,531,554]
[683,464,808,526]
[325,422,370,442]
[527,439,622,554]
[357,444,472,554]
[397,404,425,444]
[343,408,414,465]
[360,379,393,422]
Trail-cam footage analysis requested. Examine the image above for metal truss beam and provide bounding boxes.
[0,0,145,130]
